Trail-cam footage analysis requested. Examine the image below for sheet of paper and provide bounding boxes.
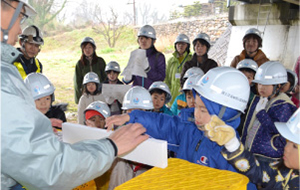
[62,122,168,168]
[101,84,131,104]
[121,49,149,78]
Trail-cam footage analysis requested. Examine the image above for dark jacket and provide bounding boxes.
[222,144,299,189]
[74,56,106,104]
[180,53,217,87]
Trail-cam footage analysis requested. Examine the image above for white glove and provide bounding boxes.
[255,97,268,112]
[224,136,240,152]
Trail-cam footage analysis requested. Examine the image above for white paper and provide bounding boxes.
[101,84,131,104]
[62,122,168,168]
[121,49,149,78]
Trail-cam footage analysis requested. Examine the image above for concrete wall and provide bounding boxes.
[227,3,300,69]
[225,25,299,69]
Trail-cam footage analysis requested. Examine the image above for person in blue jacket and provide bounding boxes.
[148,81,173,116]
[204,107,300,189]
[106,67,257,190]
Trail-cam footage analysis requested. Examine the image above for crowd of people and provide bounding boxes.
[1,0,299,190]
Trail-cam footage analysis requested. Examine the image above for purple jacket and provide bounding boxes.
[131,47,166,89]
[241,94,297,159]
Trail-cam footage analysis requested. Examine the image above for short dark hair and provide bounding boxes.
[239,68,256,77]
[193,39,210,51]
[150,89,166,97]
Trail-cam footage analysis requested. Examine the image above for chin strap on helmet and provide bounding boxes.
[218,106,241,122]
[1,2,24,44]
[267,84,284,100]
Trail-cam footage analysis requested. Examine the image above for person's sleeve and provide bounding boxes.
[230,56,239,68]
[147,53,166,81]
[38,59,43,73]
[100,57,107,82]
[256,103,296,150]
[222,144,278,187]
[164,58,172,88]
[77,96,86,125]
[128,110,184,145]
[170,96,179,116]
[74,62,83,104]
[2,92,116,190]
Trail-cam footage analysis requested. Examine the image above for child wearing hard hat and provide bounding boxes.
[83,101,111,190]
[241,61,297,163]
[108,86,154,190]
[105,67,258,190]
[204,108,300,189]
[148,81,173,116]
[170,67,204,116]
[77,72,106,125]
[24,73,66,139]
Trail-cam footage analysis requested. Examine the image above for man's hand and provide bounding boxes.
[108,123,148,156]
[105,114,130,131]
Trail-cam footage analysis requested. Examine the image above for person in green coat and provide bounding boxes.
[165,34,192,106]
[74,37,107,104]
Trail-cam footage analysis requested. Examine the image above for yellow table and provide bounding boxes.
[115,158,249,190]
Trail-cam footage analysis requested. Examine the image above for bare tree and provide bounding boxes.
[92,6,129,48]
[28,0,67,30]
[138,2,167,25]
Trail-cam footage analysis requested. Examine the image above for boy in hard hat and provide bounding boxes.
[106,67,259,190]
[171,69,204,116]
[24,72,66,138]
[204,108,300,189]
[148,81,173,116]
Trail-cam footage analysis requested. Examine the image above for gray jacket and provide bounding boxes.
[1,42,116,190]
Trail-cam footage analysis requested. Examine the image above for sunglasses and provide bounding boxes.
[2,0,29,24]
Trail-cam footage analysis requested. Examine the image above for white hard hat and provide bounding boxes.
[236,59,258,73]
[149,81,172,104]
[183,67,204,79]
[20,25,44,45]
[286,69,298,93]
[24,73,55,101]
[193,67,250,113]
[122,86,154,110]
[193,33,210,46]
[175,34,190,44]
[252,61,287,85]
[138,25,156,40]
[105,61,121,73]
[83,72,100,85]
[243,28,262,41]
[182,74,204,92]
[275,108,300,144]
[18,0,36,16]
[81,37,96,49]
[84,101,111,119]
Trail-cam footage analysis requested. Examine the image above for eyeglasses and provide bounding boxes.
[2,0,29,24]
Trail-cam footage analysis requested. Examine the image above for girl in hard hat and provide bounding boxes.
[230,28,269,68]
[204,108,300,189]
[74,37,106,104]
[170,68,204,116]
[180,33,218,88]
[148,81,173,116]
[241,61,297,163]
[165,34,192,106]
[77,72,106,125]
[106,67,259,190]
[123,25,166,89]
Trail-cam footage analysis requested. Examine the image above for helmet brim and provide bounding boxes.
[275,122,299,144]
